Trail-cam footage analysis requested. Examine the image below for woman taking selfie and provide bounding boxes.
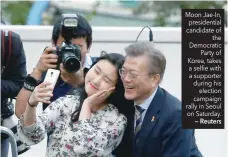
[17,52,133,157]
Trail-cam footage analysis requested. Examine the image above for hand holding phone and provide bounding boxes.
[43,69,60,91]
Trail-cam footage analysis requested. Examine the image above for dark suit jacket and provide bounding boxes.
[119,86,203,157]
[1,30,27,104]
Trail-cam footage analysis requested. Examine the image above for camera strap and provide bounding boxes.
[1,30,14,119]
[1,30,13,75]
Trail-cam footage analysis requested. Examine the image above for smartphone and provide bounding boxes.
[43,69,60,90]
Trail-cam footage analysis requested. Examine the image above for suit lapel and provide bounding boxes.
[135,87,164,154]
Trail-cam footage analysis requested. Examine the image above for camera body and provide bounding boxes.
[1,99,14,119]
[53,14,82,73]
[54,42,81,73]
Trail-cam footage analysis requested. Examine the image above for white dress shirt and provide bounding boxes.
[83,53,93,69]
[134,87,158,128]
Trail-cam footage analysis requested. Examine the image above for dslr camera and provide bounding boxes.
[53,14,82,73]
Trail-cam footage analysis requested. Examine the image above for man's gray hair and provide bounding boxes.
[125,41,166,82]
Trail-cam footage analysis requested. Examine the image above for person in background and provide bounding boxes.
[119,41,203,157]
[15,14,97,146]
[17,52,134,157]
[1,29,27,157]
[15,13,96,117]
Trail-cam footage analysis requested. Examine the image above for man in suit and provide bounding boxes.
[119,41,203,157]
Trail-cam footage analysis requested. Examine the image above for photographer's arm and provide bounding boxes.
[15,47,58,118]
[15,69,42,117]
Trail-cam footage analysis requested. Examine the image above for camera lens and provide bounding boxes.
[59,42,81,73]
[63,56,81,73]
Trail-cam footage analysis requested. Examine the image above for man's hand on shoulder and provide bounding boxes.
[60,63,84,87]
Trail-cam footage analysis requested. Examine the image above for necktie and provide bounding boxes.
[135,105,145,139]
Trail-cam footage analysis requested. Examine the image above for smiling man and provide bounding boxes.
[118,41,203,157]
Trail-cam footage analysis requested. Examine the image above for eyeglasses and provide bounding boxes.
[119,68,153,80]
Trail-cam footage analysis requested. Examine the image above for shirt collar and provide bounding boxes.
[83,53,93,69]
[135,86,158,111]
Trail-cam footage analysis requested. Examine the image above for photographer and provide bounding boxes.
[1,29,27,157]
[16,14,95,118]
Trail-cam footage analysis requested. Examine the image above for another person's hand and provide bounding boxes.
[60,63,84,87]
[82,87,115,112]
[28,82,53,106]
[35,46,58,73]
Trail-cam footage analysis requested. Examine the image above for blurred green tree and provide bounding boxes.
[1,1,33,24]
[132,1,227,26]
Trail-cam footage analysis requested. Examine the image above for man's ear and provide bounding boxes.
[151,74,160,86]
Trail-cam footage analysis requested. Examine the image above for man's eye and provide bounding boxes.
[131,74,137,78]
[122,70,127,74]
[130,73,138,78]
